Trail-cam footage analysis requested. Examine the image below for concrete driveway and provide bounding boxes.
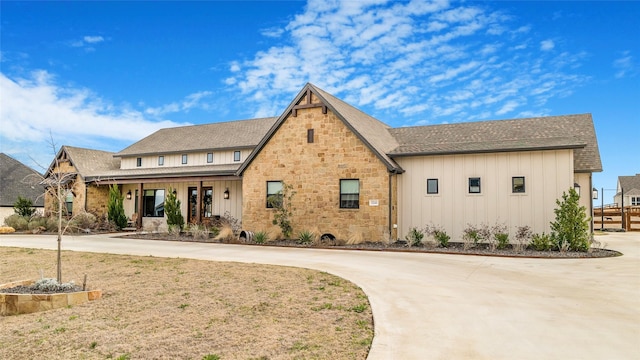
[2,232,639,359]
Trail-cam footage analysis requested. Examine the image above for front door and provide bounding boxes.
[187,187,213,224]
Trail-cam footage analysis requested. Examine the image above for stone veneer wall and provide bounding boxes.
[86,184,110,217]
[44,161,87,217]
[242,94,395,242]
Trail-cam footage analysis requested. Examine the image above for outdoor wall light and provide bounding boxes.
[224,188,230,200]
[126,190,132,200]
[173,189,177,196]
[592,187,598,200]
[573,183,581,197]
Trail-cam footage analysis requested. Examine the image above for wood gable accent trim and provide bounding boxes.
[292,88,327,117]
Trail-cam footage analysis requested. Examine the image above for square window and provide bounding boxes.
[469,177,481,194]
[234,151,241,162]
[307,129,314,143]
[266,181,283,208]
[143,189,165,217]
[512,176,525,193]
[207,152,213,163]
[340,179,360,209]
[182,154,188,164]
[136,157,142,167]
[158,156,164,166]
[632,197,640,206]
[427,179,438,194]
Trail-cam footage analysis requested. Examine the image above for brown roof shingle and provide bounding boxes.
[388,114,602,172]
[116,117,278,157]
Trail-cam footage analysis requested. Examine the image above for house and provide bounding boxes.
[614,174,640,207]
[0,153,45,221]
[42,83,602,241]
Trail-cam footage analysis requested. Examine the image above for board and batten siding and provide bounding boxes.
[396,149,575,242]
[119,149,250,169]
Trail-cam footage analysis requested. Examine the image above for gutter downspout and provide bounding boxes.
[388,170,396,242]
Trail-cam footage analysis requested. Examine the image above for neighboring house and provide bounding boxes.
[0,153,45,222]
[614,174,640,207]
[42,83,602,241]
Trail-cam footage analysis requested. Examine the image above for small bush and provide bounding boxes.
[254,231,268,244]
[298,230,314,245]
[28,215,48,231]
[491,223,509,251]
[514,225,533,252]
[405,227,424,247]
[69,212,97,232]
[4,214,28,230]
[32,278,76,292]
[434,229,450,248]
[495,232,510,250]
[462,224,480,250]
[530,233,552,251]
[14,196,36,218]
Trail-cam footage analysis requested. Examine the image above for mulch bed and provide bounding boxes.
[123,233,621,259]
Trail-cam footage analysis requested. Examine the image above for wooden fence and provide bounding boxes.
[593,206,640,231]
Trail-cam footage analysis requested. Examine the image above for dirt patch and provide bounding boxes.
[0,247,373,359]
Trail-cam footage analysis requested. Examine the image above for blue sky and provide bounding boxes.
[1,0,638,203]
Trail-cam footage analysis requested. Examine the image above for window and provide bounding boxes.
[234,151,241,162]
[307,129,314,143]
[427,179,439,194]
[512,176,525,193]
[136,157,142,167]
[182,154,188,164]
[632,197,640,206]
[143,189,165,217]
[207,152,213,163]
[340,179,360,209]
[158,156,164,166]
[266,181,283,208]
[469,177,481,194]
[65,191,73,215]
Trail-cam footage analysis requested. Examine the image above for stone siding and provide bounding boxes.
[242,100,396,242]
[86,184,110,217]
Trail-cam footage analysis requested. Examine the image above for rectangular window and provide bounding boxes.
[266,181,283,208]
[632,197,640,206]
[340,179,360,209]
[427,179,439,194]
[512,176,525,193]
[182,154,188,164]
[136,157,142,167]
[158,156,164,166]
[65,192,73,215]
[207,152,213,163]
[143,189,165,217]
[234,151,241,162]
[307,129,314,143]
[469,177,481,194]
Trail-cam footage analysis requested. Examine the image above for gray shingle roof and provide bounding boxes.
[618,174,640,191]
[88,164,240,181]
[388,114,602,172]
[48,146,120,179]
[116,117,278,157]
[0,153,44,207]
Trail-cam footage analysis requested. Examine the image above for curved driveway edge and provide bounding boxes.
[2,232,639,359]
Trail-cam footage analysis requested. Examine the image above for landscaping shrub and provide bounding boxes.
[530,233,552,251]
[405,227,424,247]
[165,187,184,231]
[107,184,128,230]
[69,212,97,232]
[462,224,480,250]
[492,223,509,250]
[4,214,28,230]
[268,182,295,239]
[28,215,48,231]
[514,225,533,252]
[253,231,268,244]
[14,196,36,218]
[550,188,590,252]
[298,230,314,245]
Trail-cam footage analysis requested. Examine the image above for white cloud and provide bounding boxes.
[145,91,213,116]
[83,36,104,43]
[540,39,555,51]
[613,51,634,78]
[226,0,588,125]
[0,71,184,146]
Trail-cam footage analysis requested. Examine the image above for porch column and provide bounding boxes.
[137,183,143,229]
[196,181,202,224]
